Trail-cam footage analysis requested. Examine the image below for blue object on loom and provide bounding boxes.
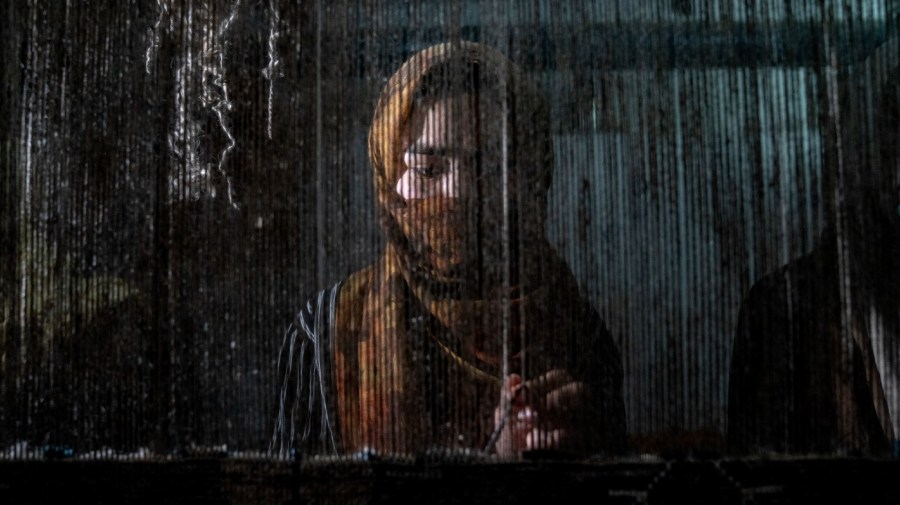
[42,445,74,460]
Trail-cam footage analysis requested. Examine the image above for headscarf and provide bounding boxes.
[332,41,617,454]
[369,41,553,291]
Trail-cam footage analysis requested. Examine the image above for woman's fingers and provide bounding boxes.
[525,428,567,450]
[505,373,528,408]
[514,406,537,432]
[522,370,588,420]
[544,381,586,412]
[494,370,590,456]
[522,369,572,397]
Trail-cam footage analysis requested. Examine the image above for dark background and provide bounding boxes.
[1,0,897,457]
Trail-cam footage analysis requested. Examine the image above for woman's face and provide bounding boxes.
[391,92,516,284]
[396,93,503,200]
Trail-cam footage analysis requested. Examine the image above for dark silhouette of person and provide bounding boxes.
[728,47,900,457]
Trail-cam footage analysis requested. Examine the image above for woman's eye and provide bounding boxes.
[413,164,436,177]
[413,157,447,178]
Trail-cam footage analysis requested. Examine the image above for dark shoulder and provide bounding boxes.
[731,238,842,389]
[739,241,839,328]
[728,236,844,454]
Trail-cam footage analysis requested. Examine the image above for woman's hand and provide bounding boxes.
[493,370,589,458]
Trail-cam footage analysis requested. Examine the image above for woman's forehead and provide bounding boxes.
[405,94,505,149]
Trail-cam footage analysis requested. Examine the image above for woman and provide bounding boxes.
[270,41,627,459]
